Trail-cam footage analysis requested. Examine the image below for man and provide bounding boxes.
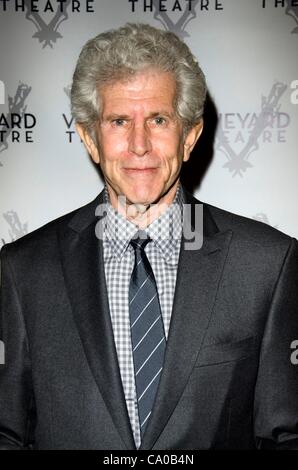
[0,23,298,450]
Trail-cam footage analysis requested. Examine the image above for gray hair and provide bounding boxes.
[70,23,207,144]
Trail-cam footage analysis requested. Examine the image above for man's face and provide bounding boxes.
[77,69,203,210]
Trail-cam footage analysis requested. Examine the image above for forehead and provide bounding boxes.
[99,70,177,115]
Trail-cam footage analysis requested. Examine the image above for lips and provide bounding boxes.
[123,167,158,173]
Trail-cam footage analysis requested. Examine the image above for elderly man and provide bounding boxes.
[0,23,298,450]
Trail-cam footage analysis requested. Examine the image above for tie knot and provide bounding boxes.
[130,230,151,251]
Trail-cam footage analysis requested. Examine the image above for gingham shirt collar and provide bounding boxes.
[103,183,183,262]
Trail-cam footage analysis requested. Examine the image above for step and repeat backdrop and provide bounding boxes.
[0,0,297,246]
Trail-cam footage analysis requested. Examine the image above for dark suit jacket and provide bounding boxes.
[0,187,298,450]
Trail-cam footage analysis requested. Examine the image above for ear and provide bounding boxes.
[75,123,100,164]
[183,119,204,162]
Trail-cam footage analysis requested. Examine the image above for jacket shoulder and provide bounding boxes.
[204,201,294,249]
[183,187,293,247]
[0,193,101,259]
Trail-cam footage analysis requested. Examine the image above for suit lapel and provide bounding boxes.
[58,191,136,450]
[139,189,233,449]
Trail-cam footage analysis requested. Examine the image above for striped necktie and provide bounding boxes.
[129,230,167,437]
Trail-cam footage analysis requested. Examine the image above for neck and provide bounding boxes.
[107,181,180,229]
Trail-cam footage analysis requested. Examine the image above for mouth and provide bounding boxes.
[123,167,158,174]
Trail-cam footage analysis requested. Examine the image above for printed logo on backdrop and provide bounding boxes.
[0,0,95,48]
[286,0,298,33]
[128,0,224,37]
[0,80,4,162]
[261,0,298,34]
[0,80,4,105]
[216,82,289,177]
[252,213,278,229]
[291,80,298,103]
[0,211,28,248]
[63,84,77,142]
[0,82,35,163]
[62,84,85,143]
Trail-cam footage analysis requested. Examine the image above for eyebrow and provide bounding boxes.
[102,110,176,121]
[102,114,130,121]
[149,111,176,119]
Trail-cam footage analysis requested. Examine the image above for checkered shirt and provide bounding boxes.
[102,183,184,449]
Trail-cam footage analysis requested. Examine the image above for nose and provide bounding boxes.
[128,123,152,156]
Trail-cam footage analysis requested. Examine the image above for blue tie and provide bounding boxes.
[129,230,166,437]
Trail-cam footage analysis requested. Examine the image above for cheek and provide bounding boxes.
[157,137,183,168]
[100,136,128,167]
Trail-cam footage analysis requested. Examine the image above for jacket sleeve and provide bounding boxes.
[254,237,298,449]
[0,244,35,449]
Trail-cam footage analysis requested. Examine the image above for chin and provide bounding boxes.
[127,188,161,206]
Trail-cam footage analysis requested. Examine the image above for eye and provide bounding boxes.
[112,119,126,126]
[154,116,167,125]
